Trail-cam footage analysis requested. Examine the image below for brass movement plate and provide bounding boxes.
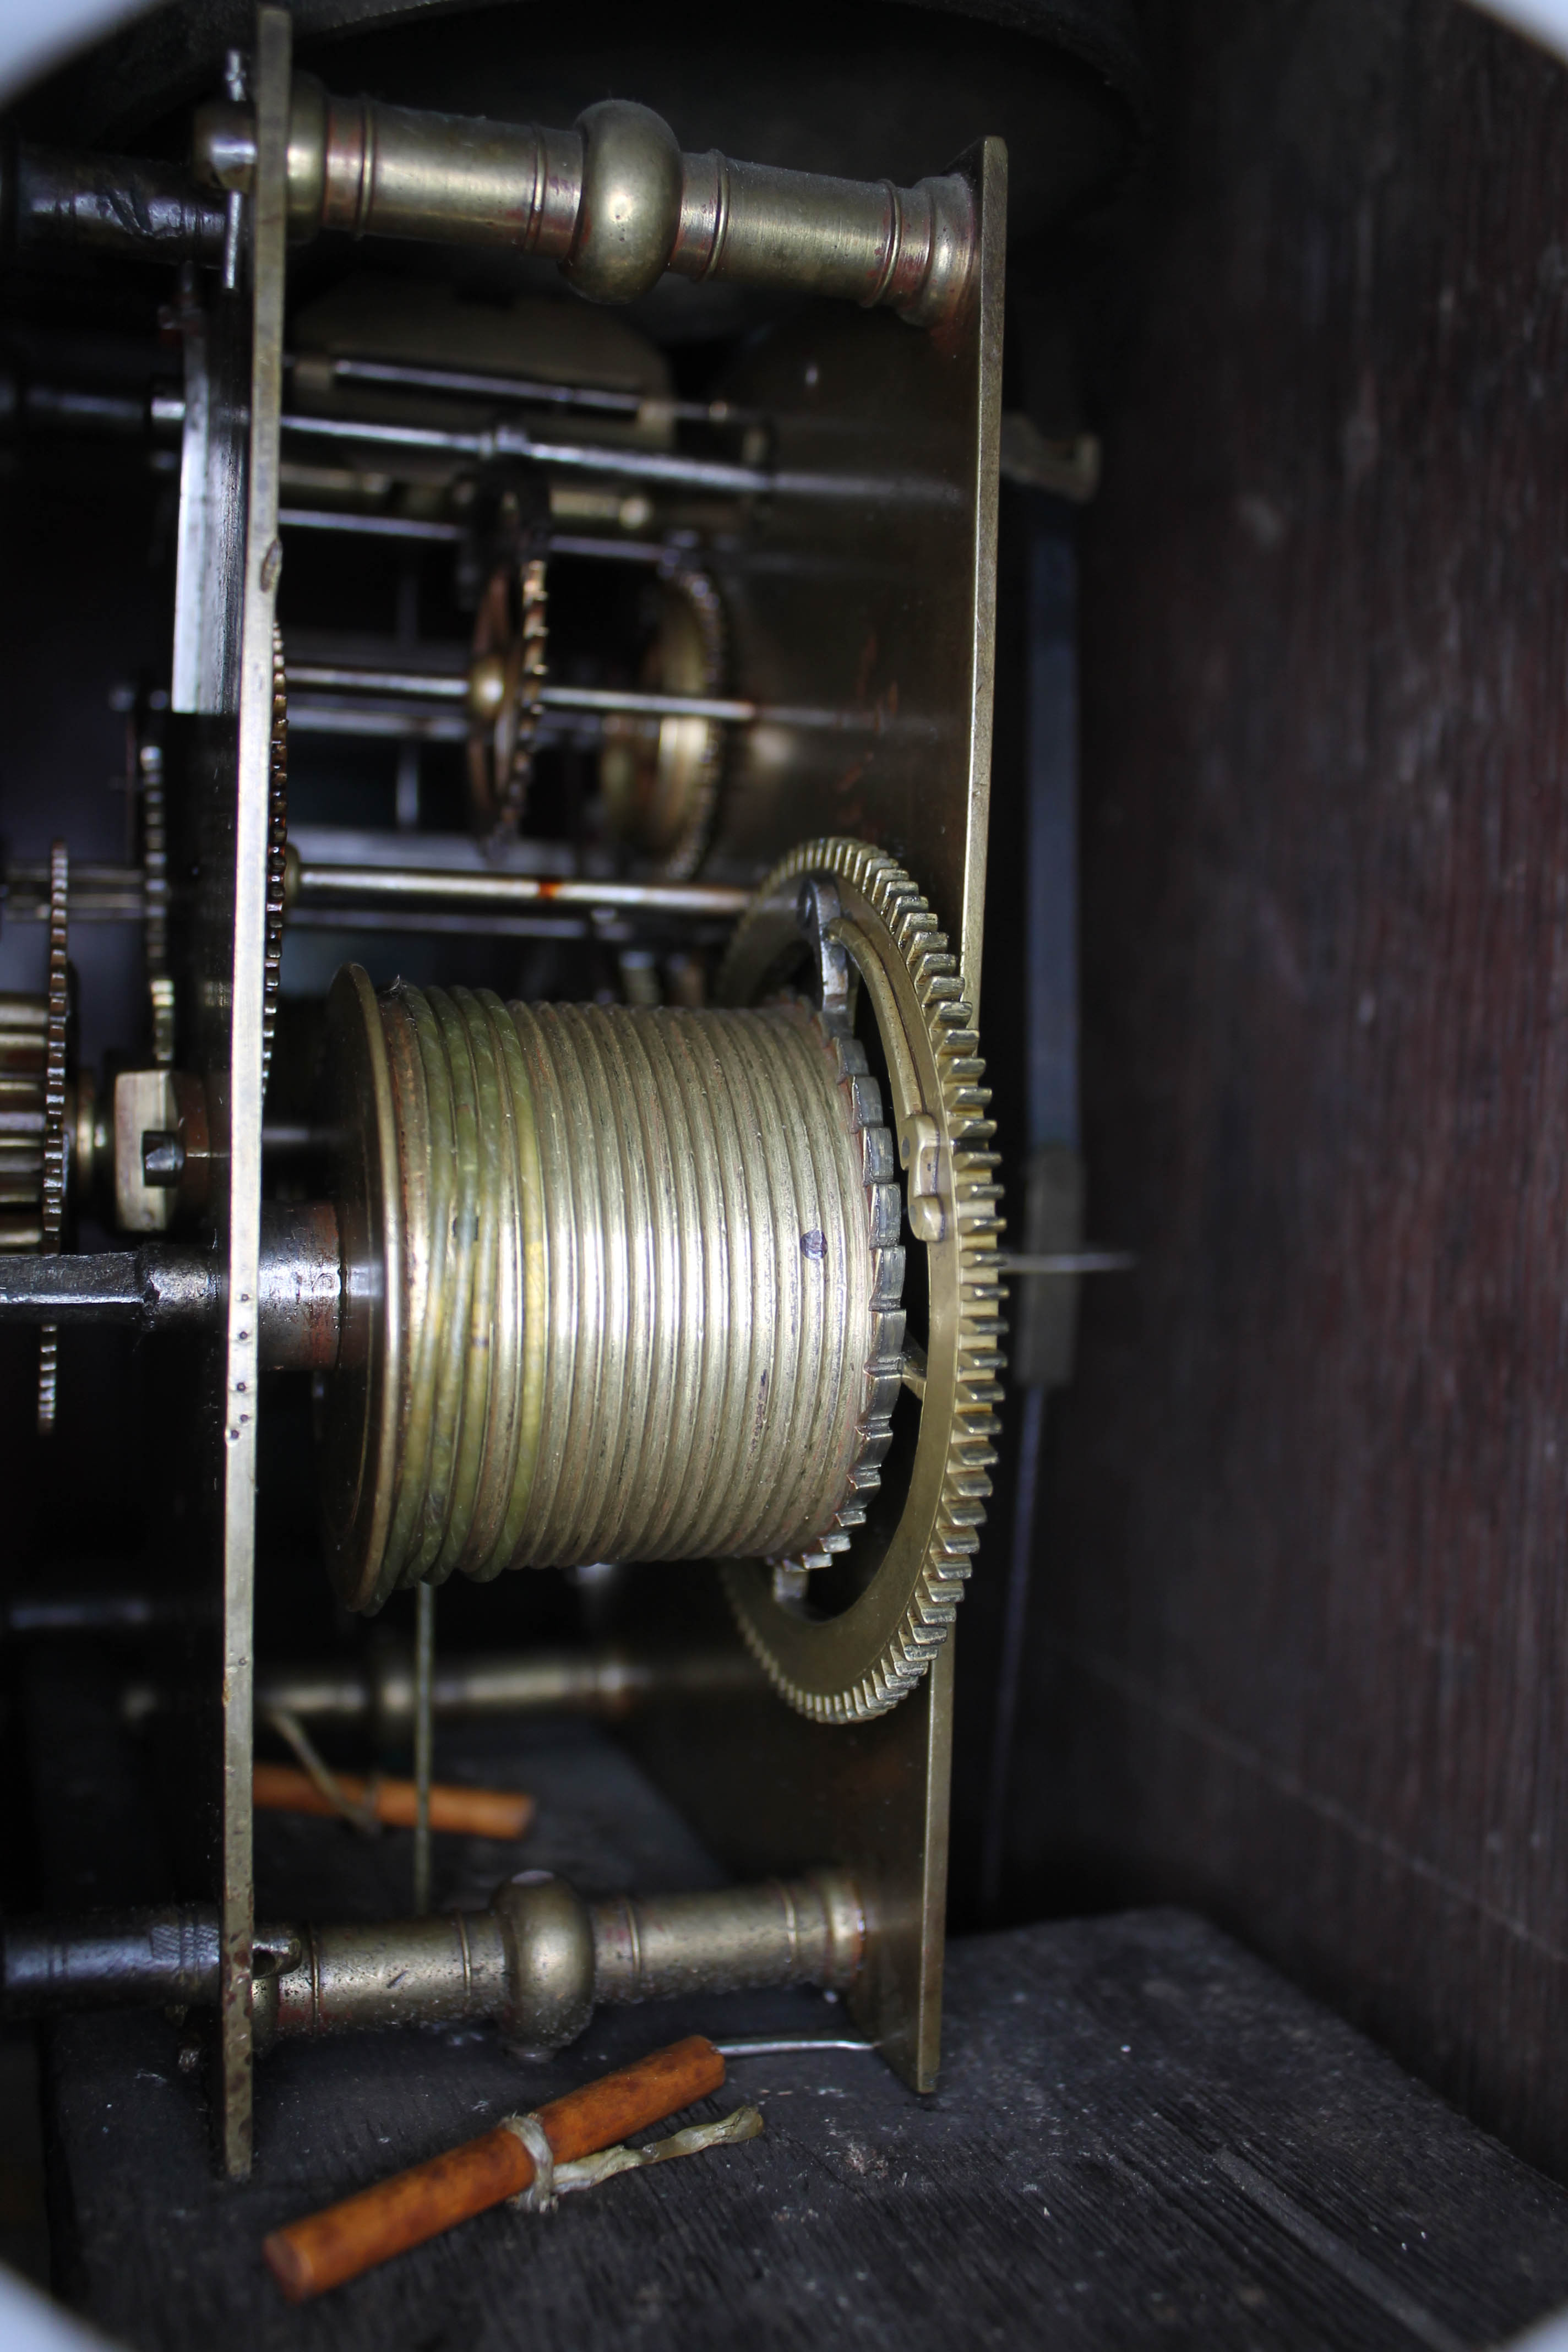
[625,135,1005,2094]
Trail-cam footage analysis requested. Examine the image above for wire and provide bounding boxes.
[714,2037,875,2059]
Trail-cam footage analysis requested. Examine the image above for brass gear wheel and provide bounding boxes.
[717,836,1006,1724]
[467,557,547,839]
[600,567,727,881]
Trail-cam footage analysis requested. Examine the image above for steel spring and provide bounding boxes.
[374,983,878,1586]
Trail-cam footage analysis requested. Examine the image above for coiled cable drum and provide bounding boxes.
[319,971,901,1612]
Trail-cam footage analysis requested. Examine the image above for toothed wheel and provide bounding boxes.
[717,837,1007,1724]
[467,557,547,840]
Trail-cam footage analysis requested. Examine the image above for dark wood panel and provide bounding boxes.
[1009,0,1568,2178]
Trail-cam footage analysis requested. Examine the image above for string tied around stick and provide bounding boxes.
[501,2110,558,2212]
[502,2103,764,2214]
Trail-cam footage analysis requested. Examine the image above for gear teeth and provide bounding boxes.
[720,835,1008,1725]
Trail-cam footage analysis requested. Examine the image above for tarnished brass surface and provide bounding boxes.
[112,1069,177,1234]
[590,1870,862,2004]
[319,976,897,1613]
[195,85,977,330]
[258,1909,510,2044]
[623,137,1005,2091]
[239,1868,863,2052]
[2,1869,863,2047]
[705,139,1007,979]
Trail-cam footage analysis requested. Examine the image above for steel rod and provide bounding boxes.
[994,1251,1136,1275]
[0,1215,339,1370]
[546,682,756,723]
[115,1641,761,1732]
[2,861,748,927]
[1,861,146,920]
[278,508,460,543]
[287,906,595,941]
[292,864,752,917]
[715,2037,876,2058]
[14,147,226,264]
[280,410,771,495]
[413,1582,434,1917]
[277,510,677,565]
[546,534,673,565]
[286,661,758,725]
[0,1247,214,1324]
[287,663,466,700]
[194,84,976,329]
[284,701,471,744]
[302,355,734,426]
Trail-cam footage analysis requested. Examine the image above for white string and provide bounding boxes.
[501,2111,558,2213]
[500,2105,764,2215]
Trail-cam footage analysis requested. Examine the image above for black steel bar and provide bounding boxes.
[10,148,226,264]
[2,1907,221,2016]
[0,1248,213,1325]
[0,1215,342,1365]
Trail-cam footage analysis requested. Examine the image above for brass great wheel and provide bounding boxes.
[717,837,1008,1724]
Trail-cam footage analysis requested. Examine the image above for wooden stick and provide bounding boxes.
[263,2035,726,2301]
[252,1761,534,1841]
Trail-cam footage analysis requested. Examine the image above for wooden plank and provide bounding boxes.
[1011,0,1568,2181]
